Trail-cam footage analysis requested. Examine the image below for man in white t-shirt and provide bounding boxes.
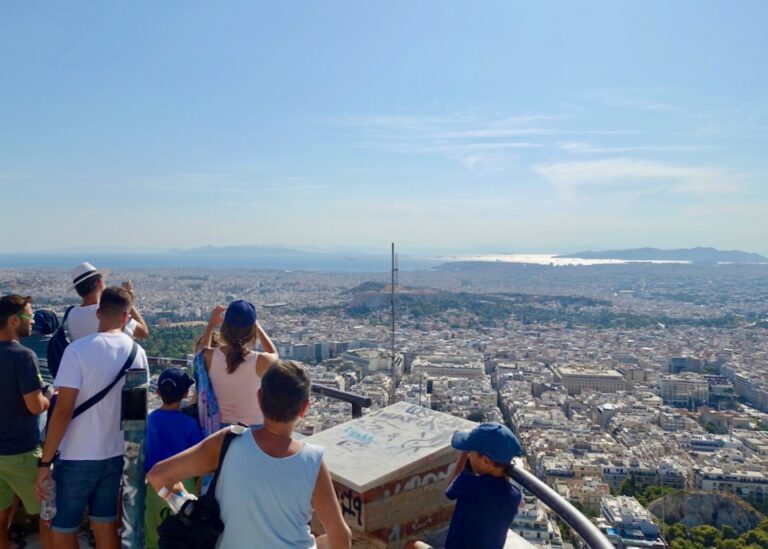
[67,262,149,341]
[36,287,148,548]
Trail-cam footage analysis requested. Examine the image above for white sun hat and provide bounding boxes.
[69,262,110,291]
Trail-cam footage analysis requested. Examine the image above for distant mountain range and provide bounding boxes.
[167,245,307,256]
[556,247,767,263]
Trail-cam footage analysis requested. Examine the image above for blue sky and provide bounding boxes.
[2,1,767,254]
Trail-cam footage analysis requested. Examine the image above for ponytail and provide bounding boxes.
[220,323,257,373]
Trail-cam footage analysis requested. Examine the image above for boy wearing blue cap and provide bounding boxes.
[444,422,523,549]
[144,367,203,549]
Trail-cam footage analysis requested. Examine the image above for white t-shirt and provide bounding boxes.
[55,331,148,460]
[67,304,138,342]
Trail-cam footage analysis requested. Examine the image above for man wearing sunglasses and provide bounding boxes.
[0,295,51,548]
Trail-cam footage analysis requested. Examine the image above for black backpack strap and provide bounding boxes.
[72,341,139,420]
[60,305,74,336]
[204,428,242,499]
[61,305,74,324]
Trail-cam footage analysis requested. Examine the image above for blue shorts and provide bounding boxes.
[51,456,124,533]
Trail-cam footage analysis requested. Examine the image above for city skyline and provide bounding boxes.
[2,2,767,254]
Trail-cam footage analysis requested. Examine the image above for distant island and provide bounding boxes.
[556,247,767,263]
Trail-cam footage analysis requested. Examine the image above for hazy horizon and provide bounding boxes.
[2,2,766,254]
[3,243,767,257]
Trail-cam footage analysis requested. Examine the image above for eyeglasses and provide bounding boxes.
[16,313,34,321]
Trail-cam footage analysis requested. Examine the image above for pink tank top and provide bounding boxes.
[209,348,263,426]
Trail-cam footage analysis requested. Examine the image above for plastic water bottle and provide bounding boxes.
[40,478,56,521]
[158,486,197,514]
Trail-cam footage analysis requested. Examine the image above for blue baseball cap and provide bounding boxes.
[33,309,59,335]
[224,300,257,328]
[451,422,522,464]
[157,367,194,402]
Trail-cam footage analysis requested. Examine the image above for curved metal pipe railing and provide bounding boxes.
[506,462,614,549]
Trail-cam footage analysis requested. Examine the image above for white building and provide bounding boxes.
[411,354,485,379]
[600,495,665,549]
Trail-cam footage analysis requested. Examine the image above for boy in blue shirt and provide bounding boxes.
[144,367,203,549]
[444,422,523,549]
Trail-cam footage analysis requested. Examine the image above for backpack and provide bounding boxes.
[46,306,74,379]
[157,427,243,549]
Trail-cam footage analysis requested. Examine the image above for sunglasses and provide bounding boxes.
[16,313,34,321]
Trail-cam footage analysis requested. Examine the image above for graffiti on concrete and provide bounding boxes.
[336,485,363,527]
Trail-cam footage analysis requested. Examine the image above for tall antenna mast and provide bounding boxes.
[390,242,398,403]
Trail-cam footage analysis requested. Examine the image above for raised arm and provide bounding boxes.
[255,322,279,376]
[449,451,469,483]
[129,305,149,339]
[312,460,351,549]
[122,280,149,339]
[202,305,226,349]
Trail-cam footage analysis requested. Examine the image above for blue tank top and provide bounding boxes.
[215,429,324,548]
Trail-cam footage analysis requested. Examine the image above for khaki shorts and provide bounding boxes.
[0,447,42,515]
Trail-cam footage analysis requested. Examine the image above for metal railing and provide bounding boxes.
[147,357,373,419]
[311,383,372,418]
[147,356,189,367]
[507,462,614,549]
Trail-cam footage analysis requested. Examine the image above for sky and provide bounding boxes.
[2,1,767,255]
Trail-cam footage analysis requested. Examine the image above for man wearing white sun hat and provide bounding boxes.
[66,262,149,341]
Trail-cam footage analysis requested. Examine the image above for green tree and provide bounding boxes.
[692,525,721,547]
[639,484,677,505]
[716,540,741,549]
[721,525,738,540]
[741,529,768,547]
[619,476,637,497]
[666,523,689,542]
[705,422,724,434]
[671,539,702,549]
[466,411,486,423]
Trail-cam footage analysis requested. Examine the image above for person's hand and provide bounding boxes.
[122,280,135,297]
[35,467,53,502]
[208,305,226,326]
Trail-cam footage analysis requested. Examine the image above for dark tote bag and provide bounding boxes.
[157,428,241,549]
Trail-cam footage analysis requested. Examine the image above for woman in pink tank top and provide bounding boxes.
[201,300,279,426]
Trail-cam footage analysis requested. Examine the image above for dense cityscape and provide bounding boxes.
[3,259,768,548]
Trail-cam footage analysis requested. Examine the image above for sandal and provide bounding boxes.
[7,524,27,548]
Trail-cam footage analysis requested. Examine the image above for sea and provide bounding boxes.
[0,251,700,272]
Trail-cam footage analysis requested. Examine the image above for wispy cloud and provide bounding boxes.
[534,158,741,198]
[586,88,684,113]
[558,142,704,154]
[330,112,637,173]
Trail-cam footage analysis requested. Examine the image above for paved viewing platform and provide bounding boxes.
[23,354,611,548]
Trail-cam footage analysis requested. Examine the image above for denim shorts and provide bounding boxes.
[52,456,124,533]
